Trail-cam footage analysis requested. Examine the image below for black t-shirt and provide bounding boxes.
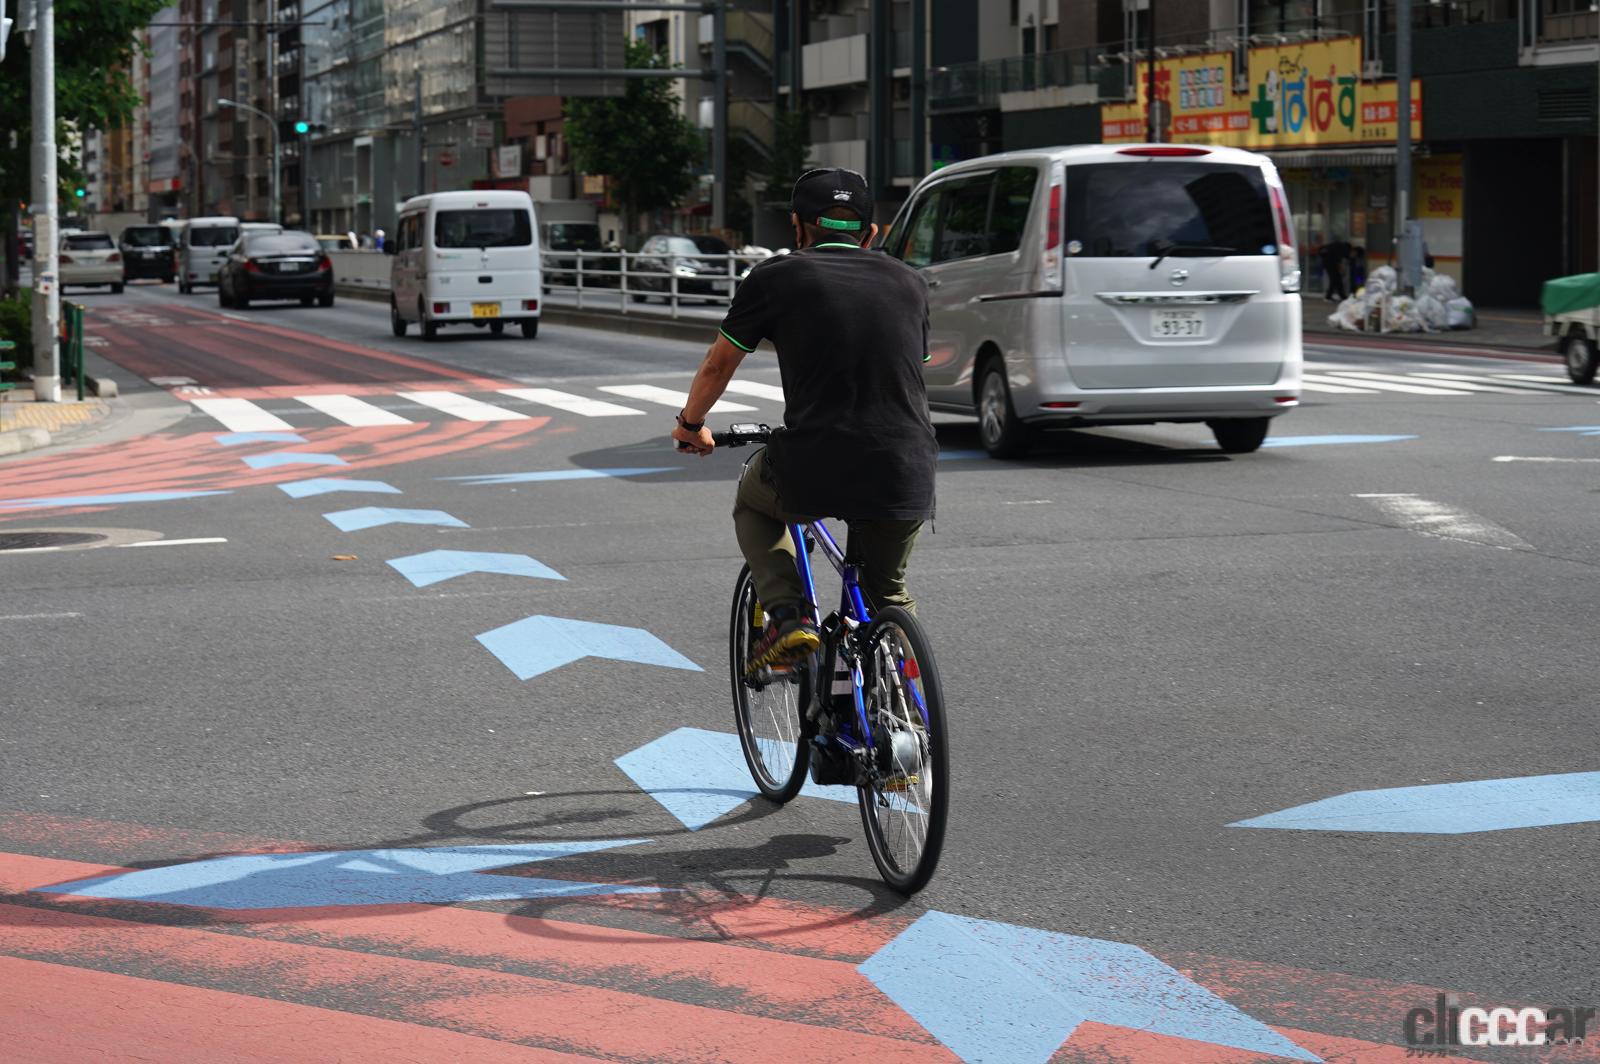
[719,244,937,521]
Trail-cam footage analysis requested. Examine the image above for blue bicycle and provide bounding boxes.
[716,425,948,894]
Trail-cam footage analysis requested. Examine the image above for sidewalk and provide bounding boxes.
[1303,304,1552,353]
[0,385,112,456]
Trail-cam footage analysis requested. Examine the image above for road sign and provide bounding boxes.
[471,120,495,148]
[438,149,456,168]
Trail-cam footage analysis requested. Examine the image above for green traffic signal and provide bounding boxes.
[294,120,310,135]
[73,187,85,198]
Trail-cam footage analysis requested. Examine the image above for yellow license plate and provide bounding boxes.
[471,302,501,319]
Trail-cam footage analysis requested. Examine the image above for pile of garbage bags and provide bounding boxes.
[1327,266,1476,333]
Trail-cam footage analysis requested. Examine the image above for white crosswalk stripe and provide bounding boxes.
[189,397,294,432]
[722,380,787,402]
[396,390,531,421]
[1299,374,1382,394]
[295,393,414,426]
[1320,371,1475,395]
[497,388,645,417]
[1491,374,1600,395]
[1398,374,1529,394]
[599,383,756,413]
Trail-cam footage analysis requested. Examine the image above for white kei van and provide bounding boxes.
[881,144,1303,457]
[177,216,242,293]
[388,190,542,340]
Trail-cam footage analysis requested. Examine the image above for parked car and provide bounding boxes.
[59,231,125,293]
[118,224,177,283]
[177,216,241,292]
[541,221,607,287]
[628,233,741,302]
[387,189,542,340]
[878,143,1303,457]
[218,229,334,309]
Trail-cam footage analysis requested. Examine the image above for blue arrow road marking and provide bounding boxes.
[860,911,1319,1064]
[441,467,679,485]
[279,478,402,499]
[32,840,666,910]
[938,449,988,461]
[242,451,349,469]
[323,507,467,532]
[1230,770,1600,833]
[1537,425,1600,436]
[477,615,700,681]
[388,549,565,587]
[1260,435,1418,448]
[215,431,306,446]
[0,490,233,511]
[615,727,857,831]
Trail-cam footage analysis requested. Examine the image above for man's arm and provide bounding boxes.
[671,331,749,455]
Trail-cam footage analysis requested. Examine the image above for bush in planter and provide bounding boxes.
[0,290,32,375]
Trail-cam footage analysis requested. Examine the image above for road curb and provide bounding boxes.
[0,426,51,456]
[335,284,716,345]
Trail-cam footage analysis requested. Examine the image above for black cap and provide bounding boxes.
[791,167,873,234]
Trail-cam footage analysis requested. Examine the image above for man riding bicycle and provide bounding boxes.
[672,167,938,673]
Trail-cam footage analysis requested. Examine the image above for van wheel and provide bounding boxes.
[420,299,439,341]
[1563,332,1598,385]
[390,300,407,337]
[1209,417,1271,454]
[978,361,1030,459]
[521,319,539,339]
[111,282,124,294]
[489,322,505,337]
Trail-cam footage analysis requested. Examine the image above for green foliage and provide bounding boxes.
[0,0,171,204]
[564,40,706,234]
[763,108,814,203]
[0,290,34,373]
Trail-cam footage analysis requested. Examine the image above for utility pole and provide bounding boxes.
[1395,0,1421,294]
[1146,0,1158,142]
[711,0,726,231]
[28,0,60,402]
[414,67,425,199]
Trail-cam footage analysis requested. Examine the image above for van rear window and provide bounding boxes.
[189,226,240,247]
[1065,162,1276,258]
[122,227,171,247]
[64,233,114,250]
[435,209,532,248]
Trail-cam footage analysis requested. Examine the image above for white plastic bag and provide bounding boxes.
[1367,265,1397,295]
[1383,294,1422,333]
[1427,272,1459,301]
[1417,295,1449,332]
[1446,296,1476,330]
[1328,295,1368,331]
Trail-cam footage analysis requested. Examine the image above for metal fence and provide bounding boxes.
[539,250,771,319]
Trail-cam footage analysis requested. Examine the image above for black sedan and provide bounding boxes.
[218,230,335,309]
[628,233,741,302]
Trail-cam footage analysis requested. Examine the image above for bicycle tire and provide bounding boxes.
[856,605,949,894]
[729,565,811,801]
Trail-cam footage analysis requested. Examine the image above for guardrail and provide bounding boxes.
[330,248,774,320]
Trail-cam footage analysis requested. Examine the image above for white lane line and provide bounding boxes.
[599,384,756,413]
[1416,372,1582,395]
[0,612,82,621]
[295,393,413,426]
[1400,373,1527,394]
[1321,371,1474,395]
[722,380,787,402]
[189,397,294,431]
[1493,456,1600,463]
[1298,375,1382,394]
[1354,493,1532,551]
[118,538,230,548]
[497,388,645,417]
[396,391,530,422]
[1491,374,1600,395]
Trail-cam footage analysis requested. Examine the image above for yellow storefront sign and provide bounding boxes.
[1102,37,1420,149]
[1416,154,1463,218]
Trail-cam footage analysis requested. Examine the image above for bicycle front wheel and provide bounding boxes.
[858,605,949,894]
[729,565,811,801]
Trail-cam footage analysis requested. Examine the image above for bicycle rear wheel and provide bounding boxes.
[857,606,948,894]
[729,565,811,801]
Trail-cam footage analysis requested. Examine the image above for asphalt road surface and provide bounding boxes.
[2,280,1597,1062]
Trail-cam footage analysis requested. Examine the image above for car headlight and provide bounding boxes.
[672,264,700,278]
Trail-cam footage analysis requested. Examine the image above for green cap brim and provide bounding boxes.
[818,217,862,231]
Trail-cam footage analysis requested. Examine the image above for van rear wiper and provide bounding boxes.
[1148,240,1240,269]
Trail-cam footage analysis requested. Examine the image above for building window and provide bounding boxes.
[1009,0,1018,26]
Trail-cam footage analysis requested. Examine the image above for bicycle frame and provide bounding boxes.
[787,519,878,755]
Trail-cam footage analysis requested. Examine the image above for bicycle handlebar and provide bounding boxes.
[676,422,773,451]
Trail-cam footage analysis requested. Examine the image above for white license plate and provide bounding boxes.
[1152,309,1205,338]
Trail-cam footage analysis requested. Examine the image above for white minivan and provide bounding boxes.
[881,144,1303,456]
[177,216,242,293]
[388,190,542,340]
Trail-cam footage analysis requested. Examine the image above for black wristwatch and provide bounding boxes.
[676,411,704,432]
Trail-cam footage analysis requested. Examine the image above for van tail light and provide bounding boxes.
[522,299,539,311]
[107,252,121,262]
[317,255,332,271]
[59,254,74,264]
[1117,146,1211,157]
[432,302,449,314]
[1040,179,1063,290]
[1269,184,1300,293]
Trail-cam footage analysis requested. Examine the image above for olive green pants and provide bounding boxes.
[733,448,922,618]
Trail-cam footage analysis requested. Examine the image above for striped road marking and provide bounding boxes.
[497,387,644,417]
[599,383,756,413]
[1354,492,1532,551]
[1411,372,1588,395]
[294,393,413,426]
[1298,374,1382,394]
[722,380,787,403]
[188,397,293,432]
[1492,373,1600,395]
[1321,371,1474,395]
[396,391,531,422]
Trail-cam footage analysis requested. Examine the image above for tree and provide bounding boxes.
[564,40,705,239]
[763,108,814,204]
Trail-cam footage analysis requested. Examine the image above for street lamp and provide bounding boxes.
[218,97,279,224]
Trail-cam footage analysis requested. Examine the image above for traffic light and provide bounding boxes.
[73,187,85,198]
[294,120,310,135]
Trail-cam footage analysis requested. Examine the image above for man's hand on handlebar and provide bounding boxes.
[673,422,716,456]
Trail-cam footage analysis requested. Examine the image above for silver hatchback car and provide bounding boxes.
[880,144,1303,457]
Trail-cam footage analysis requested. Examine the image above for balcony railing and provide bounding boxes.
[930,47,1109,112]
[698,9,774,61]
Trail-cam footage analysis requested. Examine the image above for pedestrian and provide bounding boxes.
[1320,237,1351,302]
[374,228,385,252]
[1350,245,1367,290]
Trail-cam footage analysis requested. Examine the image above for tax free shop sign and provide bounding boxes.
[1102,36,1421,147]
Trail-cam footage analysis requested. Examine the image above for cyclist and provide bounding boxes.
[672,167,938,673]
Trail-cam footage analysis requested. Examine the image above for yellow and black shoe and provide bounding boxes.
[746,613,821,675]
